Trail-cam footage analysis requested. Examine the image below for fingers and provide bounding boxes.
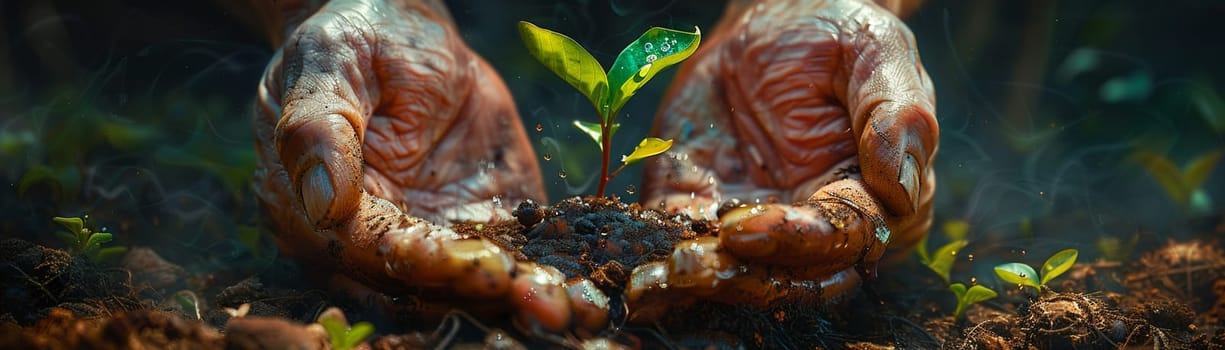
[625,237,862,323]
[841,3,939,217]
[257,2,385,230]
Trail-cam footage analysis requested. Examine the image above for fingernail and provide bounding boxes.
[899,153,920,212]
[301,164,334,226]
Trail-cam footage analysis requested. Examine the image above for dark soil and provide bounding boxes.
[2,199,1224,349]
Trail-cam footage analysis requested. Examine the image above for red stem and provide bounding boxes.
[597,121,611,197]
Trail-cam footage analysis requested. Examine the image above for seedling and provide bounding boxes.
[1131,149,1220,215]
[519,21,700,197]
[916,221,970,283]
[994,248,1078,293]
[52,215,127,263]
[317,307,374,350]
[949,282,997,321]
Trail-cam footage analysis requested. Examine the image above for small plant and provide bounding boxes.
[52,215,127,262]
[317,307,374,350]
[519,21,700,197]
[1131,149,1221,215]
[994,248,1079,293]
[174,290,202,320]
[916,220,970,283]
[949,282,998,320]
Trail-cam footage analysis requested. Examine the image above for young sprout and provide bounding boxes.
[993,248,1079,293]
[949,282,997,321]
[317,307,374,350]
[916,233,968,284]
[519,21,700,197]
[53,215,127,263]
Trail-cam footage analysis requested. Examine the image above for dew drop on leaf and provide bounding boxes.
[660,43,671,52]
[644,42,654,52]
[645,54,658,63]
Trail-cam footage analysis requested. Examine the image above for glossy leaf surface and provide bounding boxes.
[606,26,700,120]
[519,21,609,112]
[1040,248,1078,285]
[621,137,673,165]
[994,263,1040,290]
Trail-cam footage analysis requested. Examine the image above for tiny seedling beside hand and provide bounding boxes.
[317,307,374,350]
[916,220,970,284]
[994,248,1079,293]
[53,215,127,263]
[519,21,700,197]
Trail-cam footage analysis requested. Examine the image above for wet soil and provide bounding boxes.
[2,198,1224,349]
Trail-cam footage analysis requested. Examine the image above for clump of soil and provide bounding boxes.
[465,196,715,291]
[0,239,143,325]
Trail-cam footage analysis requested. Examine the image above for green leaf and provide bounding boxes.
[318,317,349,350]
[573,120,604,150]
[927,239,968,284]
[949,282,967,300]
[994,263,1040,290]
[518,21,609,114]
[1100,70,1152,103]
[53,217,84,235]
[1040,248,1078,286]
[964,285,998,305]
[1182,150,1222,191]
[85,232,113,249]
[621,137,673,165]
[1132,150,1188,205]
[344,322,375,347]
[606,26,700,121]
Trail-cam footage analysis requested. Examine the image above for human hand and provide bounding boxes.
[630,0,938,321]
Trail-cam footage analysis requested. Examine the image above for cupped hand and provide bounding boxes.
[252,0,600,333]
[630,0,938,321]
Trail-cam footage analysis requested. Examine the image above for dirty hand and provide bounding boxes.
[252,0,602,333]
[630,0,938,321]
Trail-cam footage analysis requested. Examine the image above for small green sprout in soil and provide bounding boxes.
[916,221,970,284]
[518,21,700,197]
[948,282,997,321]
[994,248,1078,294]
[52,215,127,263]
[174,290,202,320]
[317,307,374,350]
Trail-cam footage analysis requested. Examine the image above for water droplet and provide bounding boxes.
[644,42,654,51]
[559,170,568,179]
[689,192,695,200]
[492,196,503,208]
[658,282,669,288]
[535,123,543,132]
[735,225,744,232]
[645,54,658,63]
[967,254,975,262]
[709,123,715,129]
[626,185,636,195]
[970,277,978,285]
[543,153,552,161]
[949,250,957,256]
[1038,191,1046,197]
[660,43,671,52]
[1018,272,1027,278]
[1019,249,1027,256]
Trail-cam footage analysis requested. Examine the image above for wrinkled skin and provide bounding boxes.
[254,0,937,334]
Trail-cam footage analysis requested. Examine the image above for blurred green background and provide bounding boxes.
[1,0,1222,286]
